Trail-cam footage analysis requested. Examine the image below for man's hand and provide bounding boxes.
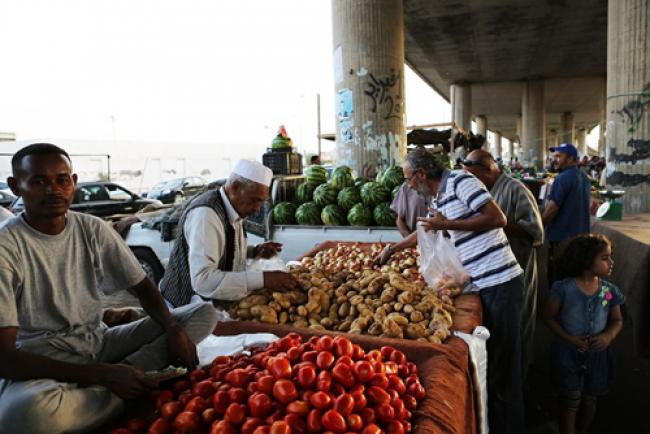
[102,308,141,327]
[97,364,157,400]
[590,333,613,352]
[566,335,589,352]
[165,322,199,369]
[374,245,394,266]
[263,271,298,291]
[417,212,448,232]
[255,242,283,259]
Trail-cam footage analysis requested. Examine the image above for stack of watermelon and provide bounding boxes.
[270,164,405,227]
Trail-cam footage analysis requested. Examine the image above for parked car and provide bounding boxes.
[10,182,162,219]
[0,181,11,195]
[146,176,207,204]
[0,191,16,208]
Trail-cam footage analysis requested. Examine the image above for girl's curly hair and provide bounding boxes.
[558,233,612,278]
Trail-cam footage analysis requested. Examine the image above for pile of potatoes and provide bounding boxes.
[224,243,462,344]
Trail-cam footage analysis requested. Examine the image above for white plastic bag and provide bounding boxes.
[417,223,470,289]
[247,254,287,272]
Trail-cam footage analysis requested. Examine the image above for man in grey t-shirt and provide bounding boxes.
[0,144,218,434]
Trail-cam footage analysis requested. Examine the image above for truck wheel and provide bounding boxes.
[131,247,164,284]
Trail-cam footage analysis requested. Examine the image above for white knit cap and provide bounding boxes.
[232,159,273,186]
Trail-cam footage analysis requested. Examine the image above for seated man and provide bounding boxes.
[160,159,298,307]
[0,144,218,434]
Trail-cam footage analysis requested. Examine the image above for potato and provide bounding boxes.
[387,313,408,327]
[279,312,289,324]
[410,311,424,323]
[338,302,351,318]
[239,294,268,309]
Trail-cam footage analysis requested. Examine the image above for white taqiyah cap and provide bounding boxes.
[232,159,273,186]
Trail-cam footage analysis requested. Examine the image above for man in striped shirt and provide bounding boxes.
[404,147,526,434]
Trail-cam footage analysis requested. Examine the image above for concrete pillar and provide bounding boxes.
[451,82,472,133]
[547,129,559,150]
[575,128,588,157]
[332,0,406,176]
[606,0,650,213]
[598,77,606,156]
[516,115,523,143]
[475,115,487,137]
[493,131,502,158]
[521,80,546,168]
[507,138,514,160]
[560,112,575,144]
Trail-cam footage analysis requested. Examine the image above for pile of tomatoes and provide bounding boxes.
[111,333,426,434]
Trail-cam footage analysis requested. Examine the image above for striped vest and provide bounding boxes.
[160,190,236,307]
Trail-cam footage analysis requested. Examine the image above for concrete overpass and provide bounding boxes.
[331,0,649,213]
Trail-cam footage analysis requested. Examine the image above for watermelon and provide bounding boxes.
[373,202,397,226]
[272,202,297,225]
[375,169,384,183]
[332,165,353,177]
[337,186,361,211]
[295,202,322,225]
[321,204,347,226]
[313,183,338,207]
[295,182,316,204]
[354,177,369,188]
[360,181,391,208]
[330,169,354,191]
[305,165,328,186]
[380,166,405,190]
[347,203,373,226]
[392,185,401,200]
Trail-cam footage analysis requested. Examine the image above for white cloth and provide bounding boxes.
[183,188,264,301]
[233,159,273,186]
[454,327,490,434]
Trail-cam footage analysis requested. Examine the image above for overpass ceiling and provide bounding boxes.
[404,0,607,97]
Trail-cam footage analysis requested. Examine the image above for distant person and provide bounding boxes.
[392,181,430,237]
[543,234,623,434]
[310,155,322,165]
[542,144,592,284]
[463,150,544,377]
[160,159,298,307]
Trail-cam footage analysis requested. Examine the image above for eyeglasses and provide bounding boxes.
[461,159,485,168]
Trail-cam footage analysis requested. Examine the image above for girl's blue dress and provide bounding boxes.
[549,278,624,395]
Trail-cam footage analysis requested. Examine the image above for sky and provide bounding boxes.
[0,0,449,160]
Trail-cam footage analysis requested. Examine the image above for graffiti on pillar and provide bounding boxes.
[609,139,650,164]
[614,82,650,133]
[361,120,402,170]
[607,171,650,187]
[363,69,402,121]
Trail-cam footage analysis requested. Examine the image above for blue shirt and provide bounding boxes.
[546,166,591,241]
[549,278,624,337]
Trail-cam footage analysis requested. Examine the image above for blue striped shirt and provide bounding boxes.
[433,170,522,289]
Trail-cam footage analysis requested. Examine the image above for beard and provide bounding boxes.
[414,179,434,197]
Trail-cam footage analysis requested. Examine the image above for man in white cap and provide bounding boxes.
[160,159,298,307]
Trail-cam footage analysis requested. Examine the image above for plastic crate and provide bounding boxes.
[262,151,303,175]
[244,175,305,238]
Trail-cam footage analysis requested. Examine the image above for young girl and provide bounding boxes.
[543,233,624,434]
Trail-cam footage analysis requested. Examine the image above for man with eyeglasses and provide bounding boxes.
[463,149,544,379]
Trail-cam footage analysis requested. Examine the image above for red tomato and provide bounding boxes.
[384,362,399,375]
[253,426,270,434]
[302,390,315,402]
[359,408,376,425]
[224,403,247,425]
[351,390,367,412]
[202,408,217,424]
[361,423,383,434]
[286,400,311,416]
[392,397,405,415]
[172,380,191,396]
[108,429,131,434]
[296,365,317,389]
[317,371,332,392]
[287,346,302,362]
[316,336,334,352]
[265,409,283,425]
[390,350,407,365]
[184,396,208,413]
[376,402,395,424]
[177,390,193,407]
[241,418,264,434]
[308,336,320,346]
[346,413,363,431]
[301,350,318,363]
[372,361,386,375]
[256,375,275,395]
[192,380,215,398]
[366,349,383,362]
[225,368,252,388]
[351,344,365,360]
[387,389,400,403]
[155,390,173,410]
[309,391,332,409]
[367,386,391,405]
[248,392,273,418]
[210,420,238,434]
[269,420,291,434]
[403,421,412,433]
[333,336,353,358]
[397,364,409,378]
[147,417,170,434]
[399,408,412,421]
[213,390,231,414]
[407,382,426,400]
[189,368,208,383]
[273,379,298,404]
[369,373,389,389]
[331,363,355,388]
[388,375,406,395]
[306,409,324,433]
[213,355,232,366]
[228,387,247,404]
[353,361,375,383]
[160,400,181,420]
[406,362,417,376]
[316,351,335,370]
[322,409,346,434]
[172,411,200,433]
[403,394,417,410]
[268,356,293,380]
[284,413,307,434]
[386,420,405,434]
[380,346,395,359]
[333,394,354,417]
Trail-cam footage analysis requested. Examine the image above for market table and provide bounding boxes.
[592,213,650,357]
